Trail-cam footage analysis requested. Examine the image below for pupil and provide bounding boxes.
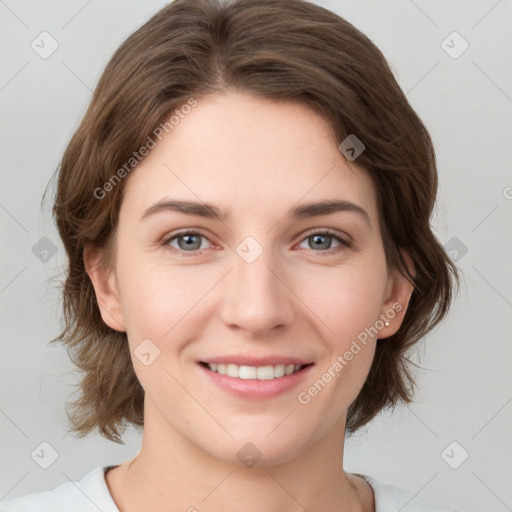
[179,234,200,250]
[312,234,330,250]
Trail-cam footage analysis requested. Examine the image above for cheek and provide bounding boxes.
[295,265,384,418]
[122,275,183,338]
[117,254,217,344]
[298,257,388,343]
[116,261,206,392]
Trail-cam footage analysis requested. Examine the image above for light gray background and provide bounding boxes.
[1,1,511,511]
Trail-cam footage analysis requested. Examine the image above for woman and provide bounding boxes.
[0,0,461,510]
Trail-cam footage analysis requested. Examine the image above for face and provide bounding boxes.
[87,91,412,466]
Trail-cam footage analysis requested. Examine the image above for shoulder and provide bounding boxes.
[355,473,460,512]
[0,466,119,512]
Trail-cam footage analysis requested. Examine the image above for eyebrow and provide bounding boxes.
[141,198,371,226]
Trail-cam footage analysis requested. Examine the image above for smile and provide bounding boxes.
[198,359,314,399]
[202,362,309,380]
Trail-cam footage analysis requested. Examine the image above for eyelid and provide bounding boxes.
[299,227,353,244]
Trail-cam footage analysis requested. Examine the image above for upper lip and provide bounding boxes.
[199,355,313,366]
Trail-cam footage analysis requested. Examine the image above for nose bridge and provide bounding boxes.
[221,237,294,333]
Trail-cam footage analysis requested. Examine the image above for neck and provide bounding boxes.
[110,400,367,512]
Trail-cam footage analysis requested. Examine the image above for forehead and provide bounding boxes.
[121,91,378,223]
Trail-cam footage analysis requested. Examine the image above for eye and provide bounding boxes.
[297,230,353,254]
[162,229,353,257]
[163,230,212,255]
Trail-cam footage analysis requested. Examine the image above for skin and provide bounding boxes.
[85,90,414,512]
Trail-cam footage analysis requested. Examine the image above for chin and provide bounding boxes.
[198,419,322,469]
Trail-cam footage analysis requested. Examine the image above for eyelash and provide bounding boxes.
[161,229,354,258]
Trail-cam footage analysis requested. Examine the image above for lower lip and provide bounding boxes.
[198,363,313,400]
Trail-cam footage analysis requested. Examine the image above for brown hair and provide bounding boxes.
[49,0,460,443]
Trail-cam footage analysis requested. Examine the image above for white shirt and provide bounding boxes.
[0,465,459,511]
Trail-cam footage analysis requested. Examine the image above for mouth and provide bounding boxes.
[197,356,315,399]
[200,362,313,380]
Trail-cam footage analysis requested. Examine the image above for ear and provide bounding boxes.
[377,249,415,339]
[83,244,126,332]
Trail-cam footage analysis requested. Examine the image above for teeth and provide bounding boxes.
[256,366,274,380]
[226,364,239,378]
[274,364,285,378]
[207,362,305,379]
[239,365,256,379]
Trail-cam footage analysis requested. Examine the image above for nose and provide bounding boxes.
[219,245,295,336]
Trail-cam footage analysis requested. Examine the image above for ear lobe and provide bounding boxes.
[83,244,126,332]
[379,249,416,338]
